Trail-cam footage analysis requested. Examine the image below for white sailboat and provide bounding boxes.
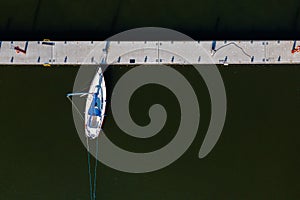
[84,67,107,139]
[67,66,107,139]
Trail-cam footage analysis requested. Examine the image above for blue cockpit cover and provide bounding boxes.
[88,96,101,116]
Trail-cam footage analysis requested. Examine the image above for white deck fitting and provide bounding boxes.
[0,40,299,65]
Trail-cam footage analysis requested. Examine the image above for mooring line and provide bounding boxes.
[86,137,99,200]
[212,42,252,58]
[86,138,93,200]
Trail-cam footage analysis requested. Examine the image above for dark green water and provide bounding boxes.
[0,65,299,199]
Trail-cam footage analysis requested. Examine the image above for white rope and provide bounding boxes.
[66,96,84,121]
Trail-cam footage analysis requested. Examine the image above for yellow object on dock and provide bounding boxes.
[43,63,51,67]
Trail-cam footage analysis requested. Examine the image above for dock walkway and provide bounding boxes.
[0,41,299,65]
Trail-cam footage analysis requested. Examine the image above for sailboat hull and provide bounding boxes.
[84,67,107,139]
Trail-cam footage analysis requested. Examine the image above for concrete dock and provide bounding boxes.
[0,40,300,65]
